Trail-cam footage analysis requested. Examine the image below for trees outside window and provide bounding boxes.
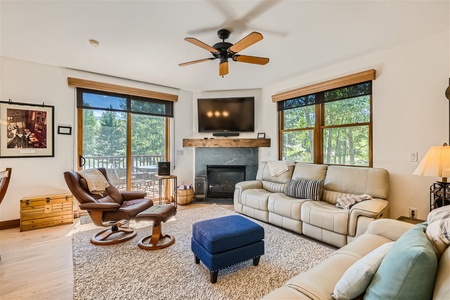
[279,81,372,167]
[77,88,172,196]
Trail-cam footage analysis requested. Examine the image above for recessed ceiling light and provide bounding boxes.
[88,39,99,47]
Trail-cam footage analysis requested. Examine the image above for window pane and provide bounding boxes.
[131,114,166,196]
[283,106,315,130]
[131,98,173,117]
[82,109,127,188]
[324,95,370,126]
[281,130,313,162]
[322,125,369,166]
[81,92,127,111]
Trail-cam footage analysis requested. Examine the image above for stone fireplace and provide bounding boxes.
[195,147,258,198]
[207,165,246,198]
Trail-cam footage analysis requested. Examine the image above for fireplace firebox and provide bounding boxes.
[206,165,246,198]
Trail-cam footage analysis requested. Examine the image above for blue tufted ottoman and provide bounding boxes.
[191,215,265,283]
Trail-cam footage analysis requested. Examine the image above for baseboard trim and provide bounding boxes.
[0,219,20,230]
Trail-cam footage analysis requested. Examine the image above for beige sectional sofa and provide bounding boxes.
[234,161,390,247]
[261,218,450,300]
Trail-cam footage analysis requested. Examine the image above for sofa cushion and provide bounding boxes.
[364,223,438,300]
[262,180,286,193]
[434,246,450,300]
[426,205,450,257]
[268,193,308,220]
[332,242,394,300]
[291,162,328,181]
[323,166,389,205]
[301,201,348,235]
[256,161,295,183]
[285,179,323,201]
[241,189,272,211]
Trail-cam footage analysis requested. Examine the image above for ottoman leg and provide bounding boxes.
[253,256,261,266]
[194,255,200,264]
[210,270,218,284]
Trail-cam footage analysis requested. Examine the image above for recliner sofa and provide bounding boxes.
[234,161,389,247]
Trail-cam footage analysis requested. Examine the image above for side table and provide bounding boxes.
[397,216,425,225]
[156,175,178,208]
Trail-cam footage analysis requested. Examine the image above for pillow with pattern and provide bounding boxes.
[426,205,450,257]
[284,179,323,201]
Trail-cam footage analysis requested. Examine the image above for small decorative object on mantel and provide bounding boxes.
[257,133,266,138]
[0,100,54,158]
[413,143,450,210]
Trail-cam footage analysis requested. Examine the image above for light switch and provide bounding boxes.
[409,152,418,162]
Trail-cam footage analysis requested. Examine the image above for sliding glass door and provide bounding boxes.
[77,89,171,198]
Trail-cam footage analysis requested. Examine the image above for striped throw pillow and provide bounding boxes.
[285,179,323,201]
[262,181,287,193]
[426,205,450,257]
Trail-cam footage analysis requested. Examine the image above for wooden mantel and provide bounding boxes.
[183,138,271,148]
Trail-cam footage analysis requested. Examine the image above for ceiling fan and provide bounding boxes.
[179,29,269,77]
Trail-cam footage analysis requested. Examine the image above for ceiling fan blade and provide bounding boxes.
[179,57,216,66]
[184,37,218,53]
[233,55,269,65]
[219,61,229,76]
[228,32,263,53]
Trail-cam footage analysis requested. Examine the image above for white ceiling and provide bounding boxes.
[1,0,448,92]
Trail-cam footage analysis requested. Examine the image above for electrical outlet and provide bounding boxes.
[176,150,184,156]
[409,207,417,219]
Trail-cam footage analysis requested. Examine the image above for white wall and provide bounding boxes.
[0,57,192,221]
[262,31,449,220]
[1,29,448,222]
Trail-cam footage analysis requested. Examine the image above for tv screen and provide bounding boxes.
[197,97,255,133]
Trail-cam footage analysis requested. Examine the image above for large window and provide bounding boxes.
[278,74,373,167]
[76,88,173,197]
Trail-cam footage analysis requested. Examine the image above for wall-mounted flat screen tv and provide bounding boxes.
[197,97,255,133]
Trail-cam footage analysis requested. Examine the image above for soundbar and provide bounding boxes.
[212,132,240,137]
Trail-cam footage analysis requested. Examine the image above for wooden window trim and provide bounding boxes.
[68,77,178,102]
[272,69,375,103]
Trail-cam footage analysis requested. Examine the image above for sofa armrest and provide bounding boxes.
[234,180,263,211]
[366,218,414,241]
[350,198,388,217]
[347,199,388,236]
[79,202,120,211]
[121,191,147,200]
[236,180,262,191]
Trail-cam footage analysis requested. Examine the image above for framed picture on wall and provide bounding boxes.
[0,101,54,158]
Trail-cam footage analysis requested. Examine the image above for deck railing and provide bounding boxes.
[83,154,165,197]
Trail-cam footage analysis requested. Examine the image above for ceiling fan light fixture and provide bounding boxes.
[180,29,269,77]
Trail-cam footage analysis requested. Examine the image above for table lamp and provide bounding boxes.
[413,143,450,209]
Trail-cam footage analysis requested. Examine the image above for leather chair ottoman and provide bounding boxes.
[191,215,265,283]
[136,204,177,250]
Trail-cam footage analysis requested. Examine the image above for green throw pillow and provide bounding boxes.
[364,223,437,300]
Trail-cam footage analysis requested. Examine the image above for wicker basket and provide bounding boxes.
[177,188,194,205]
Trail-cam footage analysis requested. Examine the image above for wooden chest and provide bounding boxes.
[20,193,74,231]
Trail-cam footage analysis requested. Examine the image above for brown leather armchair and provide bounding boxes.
[64,168,154,245]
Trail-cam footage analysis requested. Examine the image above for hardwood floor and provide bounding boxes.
[0,202,232,300]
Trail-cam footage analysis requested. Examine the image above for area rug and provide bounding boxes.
[72,204,335,300]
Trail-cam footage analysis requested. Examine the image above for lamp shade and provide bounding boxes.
[413,144,450,181]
